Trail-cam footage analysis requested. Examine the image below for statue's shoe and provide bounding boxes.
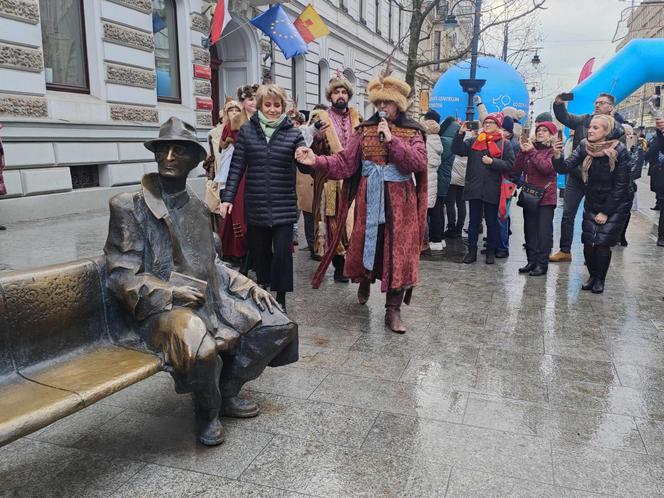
[197,417,225,446]
[223,396,260,418]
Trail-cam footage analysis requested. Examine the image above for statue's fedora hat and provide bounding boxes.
[145,116,207,163]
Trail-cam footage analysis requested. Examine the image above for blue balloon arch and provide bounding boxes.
[430,57,529,121]
[567,39,664,118]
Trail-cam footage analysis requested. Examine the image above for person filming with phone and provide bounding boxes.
[452,113,515,265]
[513,122,559,277]
[550,92,625,263]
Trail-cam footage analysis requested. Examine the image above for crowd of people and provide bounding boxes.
[202,73,664,333]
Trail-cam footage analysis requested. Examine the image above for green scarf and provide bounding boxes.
[258,112,287,141]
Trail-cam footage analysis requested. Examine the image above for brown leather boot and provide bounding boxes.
[385,290,406,334]
[357,279,371,305]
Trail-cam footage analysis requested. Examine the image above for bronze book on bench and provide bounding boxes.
[169,271,208,295]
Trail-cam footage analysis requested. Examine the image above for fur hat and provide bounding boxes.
[367,75,411,112]
[325,73,354,101]
[237,84,259,101]
[224,97,241,113]
[286,108,306,125]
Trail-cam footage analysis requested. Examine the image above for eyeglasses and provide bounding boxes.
[594,101,612,106]
[374,100,395,108]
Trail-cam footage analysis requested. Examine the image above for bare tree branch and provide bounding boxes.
[412,0,545,70]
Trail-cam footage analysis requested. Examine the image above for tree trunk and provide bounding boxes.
[405,4,423,93]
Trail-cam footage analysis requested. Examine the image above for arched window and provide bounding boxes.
[318,60,330,104]
[39,0,89,92]
[153,0,181,102]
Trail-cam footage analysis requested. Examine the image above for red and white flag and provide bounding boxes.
[210,0,231,45]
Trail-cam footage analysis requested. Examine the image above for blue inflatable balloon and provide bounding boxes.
[430,57,529,122]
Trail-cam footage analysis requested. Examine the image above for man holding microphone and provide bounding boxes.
[295,74,428,334]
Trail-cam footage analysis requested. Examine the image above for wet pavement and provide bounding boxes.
[1,186,664,497]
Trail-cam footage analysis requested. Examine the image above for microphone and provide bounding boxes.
[378,111,387,143]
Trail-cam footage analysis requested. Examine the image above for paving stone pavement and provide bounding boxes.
[1,195,663,497]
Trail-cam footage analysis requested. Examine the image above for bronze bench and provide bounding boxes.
[0,257,161,447]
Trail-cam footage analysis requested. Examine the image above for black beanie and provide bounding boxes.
[535,112,553,123]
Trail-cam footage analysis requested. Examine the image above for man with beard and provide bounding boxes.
[309,73,362,282]
[297,75,428,333]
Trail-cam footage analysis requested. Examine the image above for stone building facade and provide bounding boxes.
[0,0,420,223]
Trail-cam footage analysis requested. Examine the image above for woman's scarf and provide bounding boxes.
[582,140,619,183]
[534,136,556,148]
[471,131,504,158]
[258,111,287,141]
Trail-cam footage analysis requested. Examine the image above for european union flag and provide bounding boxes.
[250,5,308,59]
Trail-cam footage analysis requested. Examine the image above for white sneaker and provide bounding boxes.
[429,241,445,251]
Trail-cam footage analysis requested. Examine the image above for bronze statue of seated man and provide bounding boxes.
[104,117,298,446]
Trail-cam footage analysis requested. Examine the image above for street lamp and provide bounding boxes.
[444,0,483,121]
[443,13,458,28]
[531,51,541,67]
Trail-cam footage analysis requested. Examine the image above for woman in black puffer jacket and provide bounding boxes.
[221,85,305,310]
[553,115,632,294]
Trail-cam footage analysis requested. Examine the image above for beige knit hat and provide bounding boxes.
[367,75,411,112]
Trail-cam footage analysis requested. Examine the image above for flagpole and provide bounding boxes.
[217,18,253,41]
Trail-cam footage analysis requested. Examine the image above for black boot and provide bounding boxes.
[194,393,224,446]
[463,249,477,264]
[222,396,260,418]
[276,291,286,312]
[0,225,6,231]
[519,263,535,273]
[529,265,548,277]
[485,250,495,265]
[592,247,612,294]
[582,245,596,291]
[658,236,664,247]
[332,255,349,283]
[357,279,371,305]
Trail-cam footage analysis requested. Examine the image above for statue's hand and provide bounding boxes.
[250,286,280,314]
[173,286,205,308]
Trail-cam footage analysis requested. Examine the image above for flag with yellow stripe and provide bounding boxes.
[294,4,330,44]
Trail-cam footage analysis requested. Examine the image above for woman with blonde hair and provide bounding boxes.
[221,84,305,311]
[553,114,632,293]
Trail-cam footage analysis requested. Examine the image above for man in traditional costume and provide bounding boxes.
[296,75,428,333]
[105,117,298,447]
[309,74,362,282]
